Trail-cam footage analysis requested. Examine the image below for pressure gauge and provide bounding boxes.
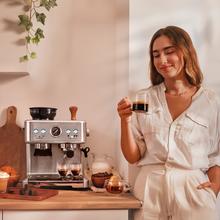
[51,126,61,137]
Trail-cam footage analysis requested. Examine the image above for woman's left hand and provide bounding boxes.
[197,181,219,196]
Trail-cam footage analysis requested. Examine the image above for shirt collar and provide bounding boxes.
[160,82,204,100]
[192,86,204,100]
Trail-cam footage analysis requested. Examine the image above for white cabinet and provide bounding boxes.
[3,210,128,220]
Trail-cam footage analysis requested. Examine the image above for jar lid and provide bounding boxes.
[109,175,121,183]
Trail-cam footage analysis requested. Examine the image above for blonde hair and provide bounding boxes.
[149,26,203,86]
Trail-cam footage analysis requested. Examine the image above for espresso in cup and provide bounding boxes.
[132,91,149,113]
[70,164,81,176]
[58,169,68,177]
[132,101,148,112]
[71,169,80,176]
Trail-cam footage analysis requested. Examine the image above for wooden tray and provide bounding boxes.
[0,187,58,201]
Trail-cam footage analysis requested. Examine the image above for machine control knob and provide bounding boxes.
[51,126,61,137]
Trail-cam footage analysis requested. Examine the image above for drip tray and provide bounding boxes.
[28,174,84,183]
[29,174,61,181]
[40,185,90,191]
[27,174,89,190]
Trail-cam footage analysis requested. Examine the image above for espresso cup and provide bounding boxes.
[132,91,149,113]
[57,162,68,178]
[0,171,9,193]
[70,163,81,176]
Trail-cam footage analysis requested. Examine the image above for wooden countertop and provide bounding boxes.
[0,190,142,210]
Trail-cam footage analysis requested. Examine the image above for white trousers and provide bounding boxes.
[133,165,218,220]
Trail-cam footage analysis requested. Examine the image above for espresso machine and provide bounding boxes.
[24,107,90,190]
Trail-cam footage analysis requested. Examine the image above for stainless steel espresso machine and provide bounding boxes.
[24,107,90,190]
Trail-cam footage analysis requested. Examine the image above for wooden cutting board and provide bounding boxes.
[0,106,26,179]
[0,187,58,201]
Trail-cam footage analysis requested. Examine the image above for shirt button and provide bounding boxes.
[168,156,174,161]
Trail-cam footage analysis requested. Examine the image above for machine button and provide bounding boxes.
[41,129,46,134]
[33,129,39,134]
[73,129,78,134]
[66,129,71,134]
[167,156,174,161]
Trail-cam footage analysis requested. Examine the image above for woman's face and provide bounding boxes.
[152,35,185,80]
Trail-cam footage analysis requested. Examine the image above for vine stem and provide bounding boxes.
[20,0,58,61]
[25,0,33,56]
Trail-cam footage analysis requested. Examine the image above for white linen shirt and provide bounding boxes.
[131,83,220,170]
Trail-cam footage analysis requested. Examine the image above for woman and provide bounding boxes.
[117,26,220,220]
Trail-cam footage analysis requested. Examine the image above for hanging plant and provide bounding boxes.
[18,0,58,62]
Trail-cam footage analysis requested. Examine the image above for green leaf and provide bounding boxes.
[30,52,37,59]
[31,35,40,44]
[18,14,33,31]
[49,0,58,8]
[26,36,31,43]
[40,0,57,11]
[36,12,46,25]
[35,28,44,39]
[30,28,44,44]
[19,55,29,62]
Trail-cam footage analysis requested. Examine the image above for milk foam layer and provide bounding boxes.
[0,171,9,178]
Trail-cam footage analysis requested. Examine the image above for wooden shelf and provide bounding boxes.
[0,72,29,77]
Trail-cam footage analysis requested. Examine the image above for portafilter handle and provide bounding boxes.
[69,106,78,120]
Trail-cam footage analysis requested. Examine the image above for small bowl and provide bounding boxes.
[91,173,112,188]
[30,107,57,120]
[7,175,20,187]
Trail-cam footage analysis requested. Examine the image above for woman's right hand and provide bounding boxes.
[117,97,132,122]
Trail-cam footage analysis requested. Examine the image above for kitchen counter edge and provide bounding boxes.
[0,190,142,210]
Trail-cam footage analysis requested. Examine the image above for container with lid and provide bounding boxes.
[0,171,9,193]
[91,154,113,174]
[105,175,131,194]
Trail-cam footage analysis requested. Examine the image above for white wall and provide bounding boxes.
[0,0,129,176]
[129,0,220,216]
[0,0,27,72]
[129,0,220,94]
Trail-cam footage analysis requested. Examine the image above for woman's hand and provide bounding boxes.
[117,97,132,122]
[117,97,141,163]
[199,165,220,197]
[197,181,219,197]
